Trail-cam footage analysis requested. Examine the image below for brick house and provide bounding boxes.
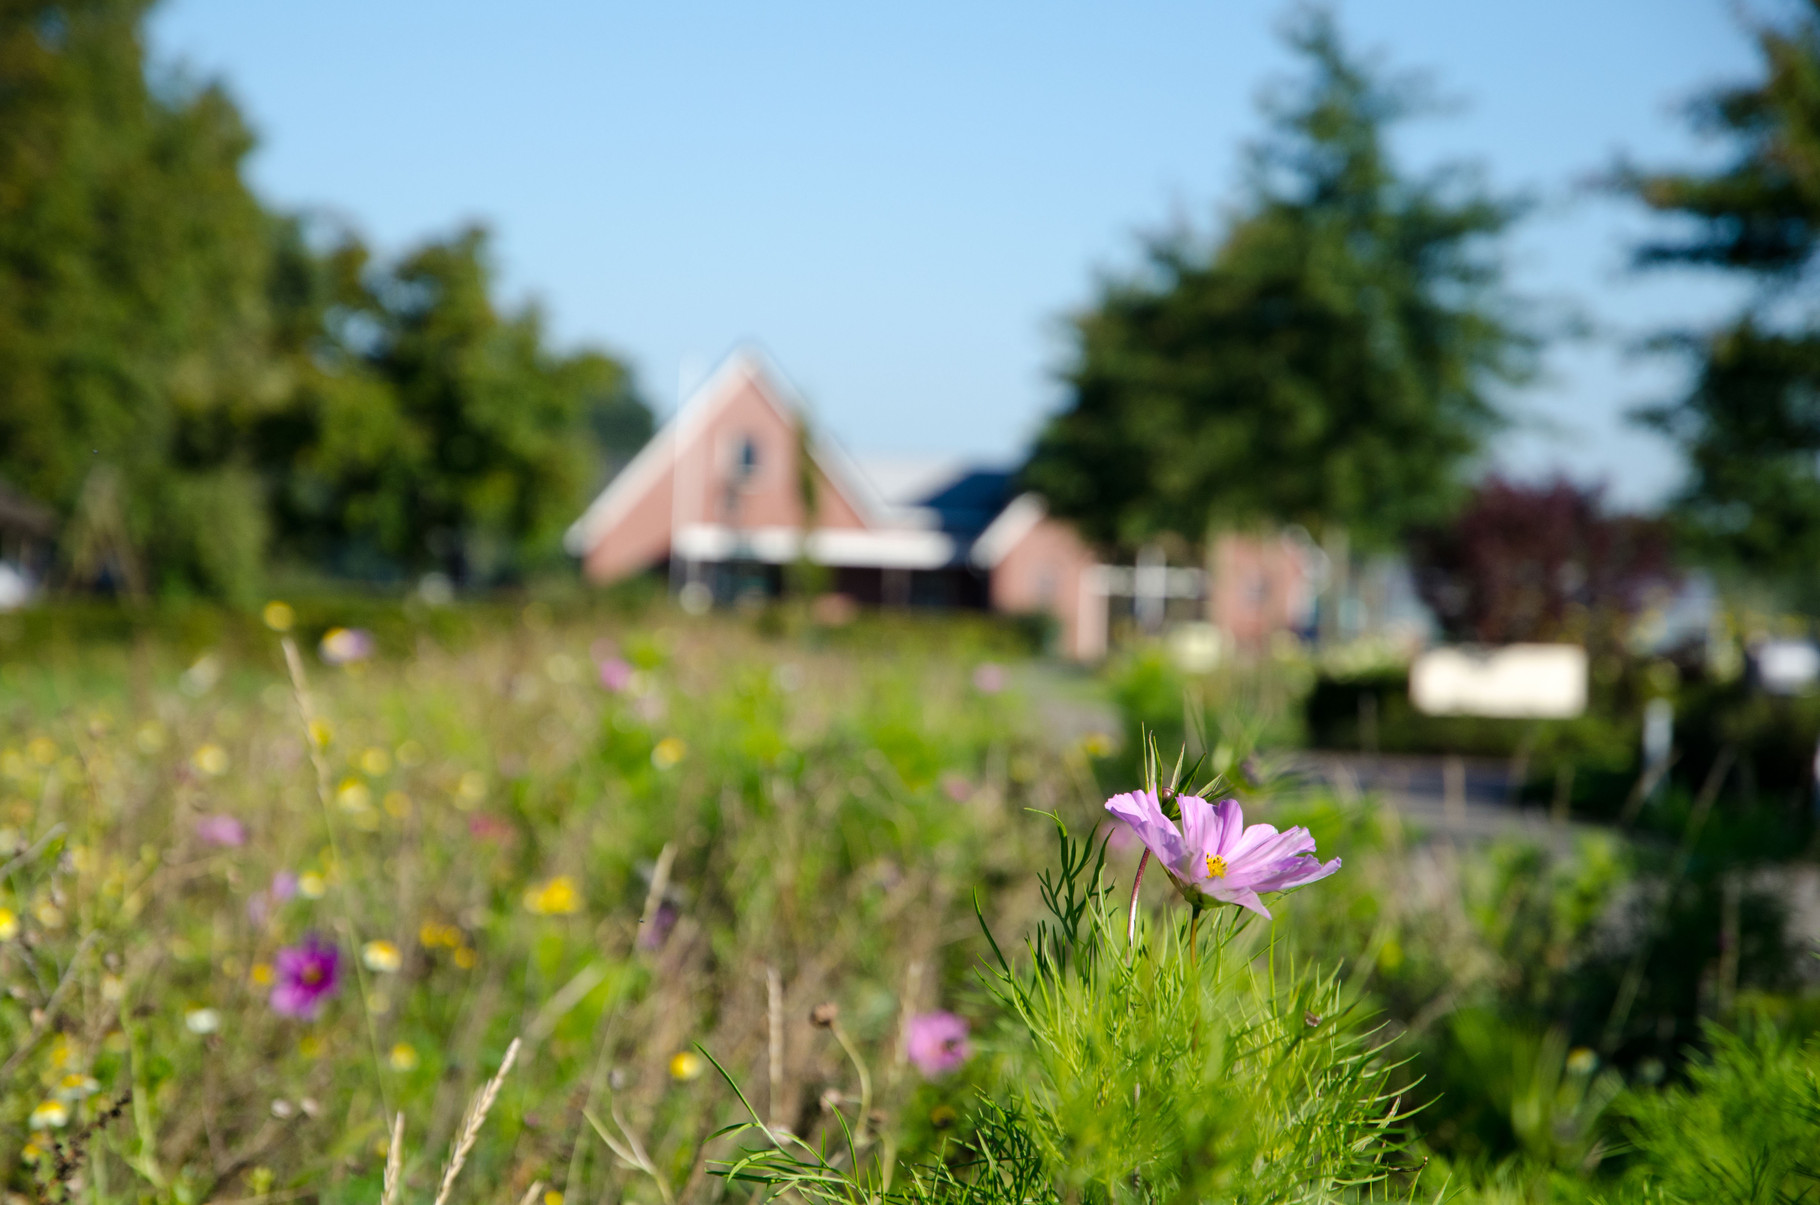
[564,349,1109,658]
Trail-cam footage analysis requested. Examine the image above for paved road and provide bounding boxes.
[1279,751,1589,849]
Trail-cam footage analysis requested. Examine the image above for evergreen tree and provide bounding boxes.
[1023,12,1531,554]
[1625,1,1820,587]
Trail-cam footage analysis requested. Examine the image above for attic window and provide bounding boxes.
[731,434,761,486]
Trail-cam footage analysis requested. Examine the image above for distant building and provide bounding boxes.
[564,350,1108,657]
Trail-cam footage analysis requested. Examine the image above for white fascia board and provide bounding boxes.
[563,350,762,556]
[674,524,956,569]
[969,493,1047,568]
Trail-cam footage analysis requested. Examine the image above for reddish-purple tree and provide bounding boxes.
[1410,477,1676,647]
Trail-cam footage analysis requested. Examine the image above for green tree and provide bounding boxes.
[259,225,650,583]
[1023,12,1531,554]
[0,0,279,599]
[1625,2,1820,588]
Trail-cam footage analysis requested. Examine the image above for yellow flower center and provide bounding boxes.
[1205,854,1228,879]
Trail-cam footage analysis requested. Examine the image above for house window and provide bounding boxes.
[728,433,761,489]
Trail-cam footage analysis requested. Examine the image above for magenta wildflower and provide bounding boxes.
[905,1011,971,1078]
[1105,791,1340,919]
[194,814,247,848]
[270,934,341,1018]
[598,657,634,692]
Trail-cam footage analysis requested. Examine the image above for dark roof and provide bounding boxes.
[912,469,1016,541]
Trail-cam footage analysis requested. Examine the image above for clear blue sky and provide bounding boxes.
[151,0,1775,508]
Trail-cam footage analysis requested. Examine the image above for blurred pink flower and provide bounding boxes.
[270,934,341,1018]
[247,871,300,925]
[194,814,247,847]
[468,814,515,843]
[598,657,634,692]
[1105,791,1340,919]
[941,774,973,803]
[905,1011,971,1078]
[971,663,1006,694]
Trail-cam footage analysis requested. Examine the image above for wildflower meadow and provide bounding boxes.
[1,603,1817,1205]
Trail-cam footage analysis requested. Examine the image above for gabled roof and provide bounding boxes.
[563,347,891,556]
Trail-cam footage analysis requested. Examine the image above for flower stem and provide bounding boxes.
[1126,848,1151,948]
[1189,907,1202,1048]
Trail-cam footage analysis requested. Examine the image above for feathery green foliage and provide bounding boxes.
[719,813,1410,1205]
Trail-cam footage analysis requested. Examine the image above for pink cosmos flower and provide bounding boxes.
[194,814,247,847]
[1105,791,1339,919]
[905,1011,971,1078]
[270,934,341,1018]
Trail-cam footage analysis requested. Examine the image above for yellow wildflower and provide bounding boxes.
[262,601,296,632]
[29,1099,69,1129]
[669,1051,705,1081]
[0,906,17,941]
[452,946,478,970]
[457,770,487,806]
[383,790,412,818]
[251,962,274,986]
[524,875,581,916]
[298,871,327,899]
[388,1042,419,1071]
[359,746,393,776]
[336,778,372,813]
[191,744,229,777]
[55,1074,99,1102]
[651,737,686,770]
[362,940,403,972]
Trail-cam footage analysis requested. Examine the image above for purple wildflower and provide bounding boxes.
[194,814,247,848]
[905,1011,971,1078]
[319,627,375,666]
[598,657,634,692]
[270,934,341,1019]
[1105,791,1340,919]
[270,871,300,902]
[637,900,679,951]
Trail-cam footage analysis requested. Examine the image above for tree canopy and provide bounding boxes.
[1022,12,1532,553]
[1625,1,1820,589]
[0,0,650,599]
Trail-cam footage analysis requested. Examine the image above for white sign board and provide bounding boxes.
[1410,644,1588,719]
[1753,639,1820,696]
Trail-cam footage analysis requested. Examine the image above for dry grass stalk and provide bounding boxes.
[513,1178,544,1205]
[432,1038,522,1205]
[380,1113,405,1205]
